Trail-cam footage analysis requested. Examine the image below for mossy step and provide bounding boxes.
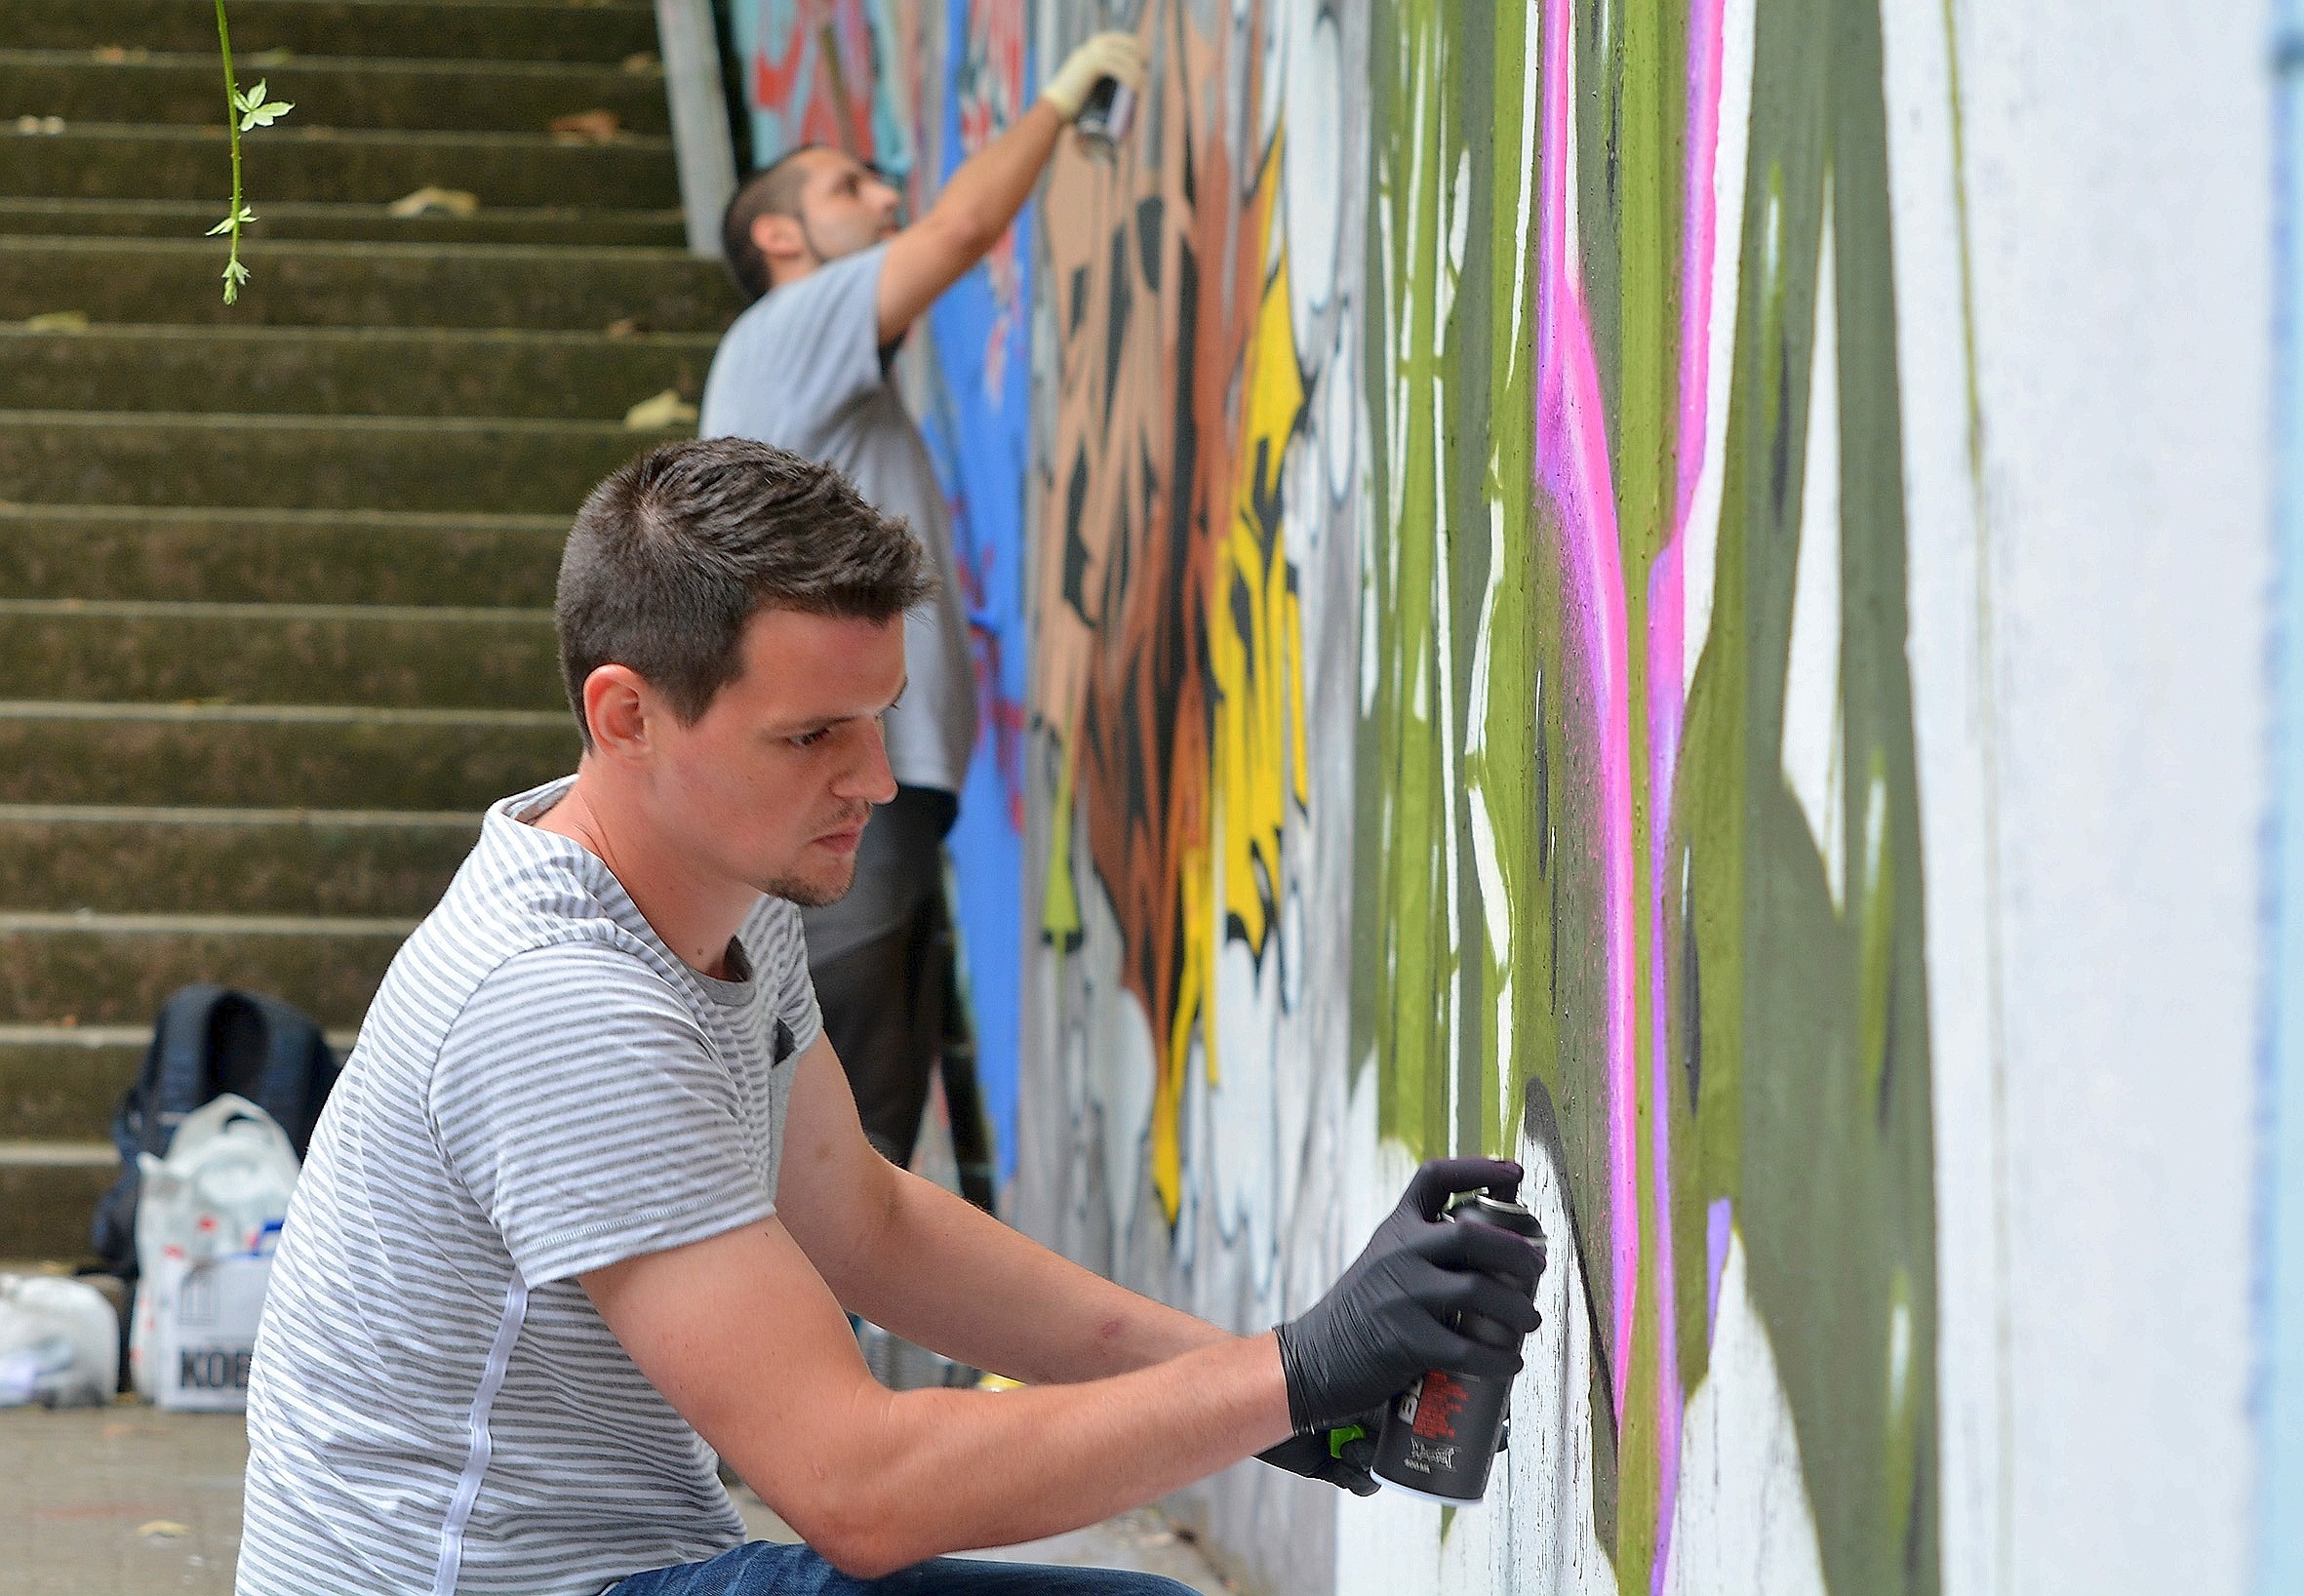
[0,325,715,420]
[0,411,683,515]
[0,701,576,809]
[0,197,685,247]
[0,910,410,1029]
[2,0,659,64]
[0,1022,358,1141]
[0,505,565,607]
[0,804,478,919]
[0,1140,114,1262]
[2,1028,145,1141]
[0,48,671,134]
[0,237,740,332]
[0,600,561,709]
[7,124,678,211]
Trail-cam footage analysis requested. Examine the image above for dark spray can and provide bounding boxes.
[1073,75,1136,158]
[1371,1188,1546,1504]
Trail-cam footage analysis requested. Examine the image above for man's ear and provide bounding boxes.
[579,664,655,762]
[751,211,805,270]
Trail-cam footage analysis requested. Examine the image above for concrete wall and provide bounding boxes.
[733,4,2278,1593]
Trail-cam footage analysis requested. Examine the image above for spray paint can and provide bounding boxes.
[1073,75,1136,159]
[1370,1187,1546,1504]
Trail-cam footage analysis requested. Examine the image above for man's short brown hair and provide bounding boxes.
[555,437,930,745]
[720,144,823,300]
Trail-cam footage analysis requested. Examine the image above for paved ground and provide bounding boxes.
[2,1403,1234,1594]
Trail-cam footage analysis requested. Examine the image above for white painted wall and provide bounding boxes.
[1885,4,2272,1592]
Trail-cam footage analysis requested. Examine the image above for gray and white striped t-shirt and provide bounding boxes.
[238,777,820,1596]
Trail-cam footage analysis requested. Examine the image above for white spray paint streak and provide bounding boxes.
[1661,1229,1829,1596]
[1682,0,1758,701]
[1779,181,1846,911]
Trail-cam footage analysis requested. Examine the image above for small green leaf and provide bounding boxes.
[239,100,292,131]
[242,80,267,109]
[221,257,251,304]
[207,213,237,236]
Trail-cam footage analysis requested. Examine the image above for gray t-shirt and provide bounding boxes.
[238,777,820,1596]
[698,243,976,797]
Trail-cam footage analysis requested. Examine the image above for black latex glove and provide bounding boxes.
[1256,1406,1383,1495]
[1362,1157,1527,1259]
[1273,1159,1544,1434]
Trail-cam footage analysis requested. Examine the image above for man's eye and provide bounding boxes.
[789,728,831,749]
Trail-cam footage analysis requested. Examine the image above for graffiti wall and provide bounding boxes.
[736,2,2274,1593]
[733,0,1036,1180]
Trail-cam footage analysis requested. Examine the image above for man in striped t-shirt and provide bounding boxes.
[238,439,1542,1596]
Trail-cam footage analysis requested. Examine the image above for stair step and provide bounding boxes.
[0,411,685,515]
[0,599,561,709]
[0,237,740,332]
[0,325,715,420]
[6,123,679,211]
[0,1140,114,1262]
[0,505,565,607]
[2,1029,144,1142]
[0,804,478,918]
[0,910,411,1030]
[0,701,576,809]
[1,0,660,64]
[1,1023,360,1142]
[0,197,686,247]
[0,48,672,134]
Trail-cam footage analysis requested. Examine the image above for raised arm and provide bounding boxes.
[876,31,1146,344]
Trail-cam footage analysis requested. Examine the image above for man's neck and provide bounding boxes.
[529,768,757,980]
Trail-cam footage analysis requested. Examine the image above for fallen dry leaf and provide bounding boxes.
[603,317,645,339]
[135,1520,189,1540]
[623,389,698,430]
[548,109,621,144]
[386,185,479,219]
[621,52,659,73]
[25,311,89,333]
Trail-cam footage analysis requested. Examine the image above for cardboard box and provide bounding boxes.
[148,1251,273,1412]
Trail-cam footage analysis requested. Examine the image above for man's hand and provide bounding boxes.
[1040,32,1149,121]
[1271,1158,1542,1434]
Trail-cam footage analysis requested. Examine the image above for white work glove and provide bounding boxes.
[1040,31,1148,121]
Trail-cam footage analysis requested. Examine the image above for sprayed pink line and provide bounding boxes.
[1645,1,1727,1586]
[1535,0,1636,1427]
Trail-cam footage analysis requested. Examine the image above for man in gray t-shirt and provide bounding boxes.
[697,31,1146,1170]
[237,438,1543,1596]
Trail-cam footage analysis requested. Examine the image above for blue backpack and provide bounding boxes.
[89,984,340,1280]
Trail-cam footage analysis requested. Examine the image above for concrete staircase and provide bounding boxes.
[0,0,742,1258]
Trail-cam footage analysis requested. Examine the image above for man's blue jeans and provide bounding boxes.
[606,1540,1200,1596]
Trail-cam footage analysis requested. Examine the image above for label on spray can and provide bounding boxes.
[1370,1188,1545,1504]
[1074,76,1136,158]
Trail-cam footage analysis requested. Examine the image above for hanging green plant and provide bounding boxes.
[209,0,294,303]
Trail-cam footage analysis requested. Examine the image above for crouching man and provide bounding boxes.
[236,438,1542,1596]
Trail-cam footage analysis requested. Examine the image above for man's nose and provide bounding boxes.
[836,720,898,806]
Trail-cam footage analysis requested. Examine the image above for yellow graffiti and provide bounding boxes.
[1175,137,1312,1168]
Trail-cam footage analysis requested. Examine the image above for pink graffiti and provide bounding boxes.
[1535,0,1638,1439]
[1645,0,1728,1583]
[1540,0,1728,1580]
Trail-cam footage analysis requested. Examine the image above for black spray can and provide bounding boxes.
[1370,1187,1546,1504]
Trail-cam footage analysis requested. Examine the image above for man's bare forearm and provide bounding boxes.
[833,1169,1228,1382]
[919,98,1065,254]
[757,1330,1291,1576]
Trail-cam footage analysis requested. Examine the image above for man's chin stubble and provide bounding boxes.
[765,862,855,909]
